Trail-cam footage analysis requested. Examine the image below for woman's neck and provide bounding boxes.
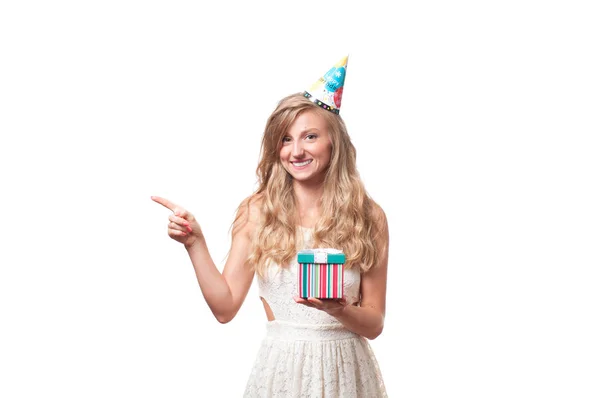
[293,180,324,227]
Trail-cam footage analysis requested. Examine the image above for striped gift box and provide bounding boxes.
[297,249,346,299]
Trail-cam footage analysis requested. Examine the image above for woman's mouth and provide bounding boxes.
[291,159,312,169]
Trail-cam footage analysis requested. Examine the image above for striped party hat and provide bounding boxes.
[303,56,348,115]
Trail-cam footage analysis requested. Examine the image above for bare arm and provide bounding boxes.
[152,195,258,324]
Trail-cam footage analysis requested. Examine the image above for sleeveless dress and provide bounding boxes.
[244,227,387,397]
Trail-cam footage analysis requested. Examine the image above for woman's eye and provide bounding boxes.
[282,136,292,143]
[306,134,317,140]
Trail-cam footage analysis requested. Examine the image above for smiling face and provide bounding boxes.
[279,110,333,184]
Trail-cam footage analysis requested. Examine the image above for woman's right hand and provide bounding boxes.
[151,196,203,248]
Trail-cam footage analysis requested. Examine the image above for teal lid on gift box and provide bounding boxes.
[297,248,345,264]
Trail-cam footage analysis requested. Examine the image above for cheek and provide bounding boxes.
[321,143,333,162]
[279,146,289,162]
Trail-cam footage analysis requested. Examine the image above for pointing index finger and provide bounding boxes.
[151,196,178,212]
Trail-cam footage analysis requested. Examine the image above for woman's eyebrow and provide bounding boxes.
[301,128,320,134]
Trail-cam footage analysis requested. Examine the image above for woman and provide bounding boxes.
[152,85,388,396]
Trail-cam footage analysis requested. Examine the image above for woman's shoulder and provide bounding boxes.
[237,193,264,220]
[368,199,387,223]
[232,193,264,236]
[368,199,388,236]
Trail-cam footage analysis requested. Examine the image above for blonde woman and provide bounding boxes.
[152,92,388,397]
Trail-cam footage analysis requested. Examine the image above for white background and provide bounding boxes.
[1,0,599,397]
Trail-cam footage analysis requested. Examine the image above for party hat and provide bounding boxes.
[303,56,348,115]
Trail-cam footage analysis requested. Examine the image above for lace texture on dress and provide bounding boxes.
[244,227,387,398]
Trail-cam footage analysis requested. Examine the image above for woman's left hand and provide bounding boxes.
[293,296,348,317]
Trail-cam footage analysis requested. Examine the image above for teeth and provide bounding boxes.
[293,160,311,167]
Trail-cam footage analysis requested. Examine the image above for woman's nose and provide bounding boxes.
[292,141,304,157]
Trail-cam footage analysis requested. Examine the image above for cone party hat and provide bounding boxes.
[303,56,348,115]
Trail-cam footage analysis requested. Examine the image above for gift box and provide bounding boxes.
[297,249,345,299]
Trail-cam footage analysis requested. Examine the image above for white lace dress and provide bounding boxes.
[244,227,387,397]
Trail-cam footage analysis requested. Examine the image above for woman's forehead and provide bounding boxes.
[287,110,329,134]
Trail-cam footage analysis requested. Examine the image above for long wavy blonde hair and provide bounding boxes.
[236,93,382,276]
